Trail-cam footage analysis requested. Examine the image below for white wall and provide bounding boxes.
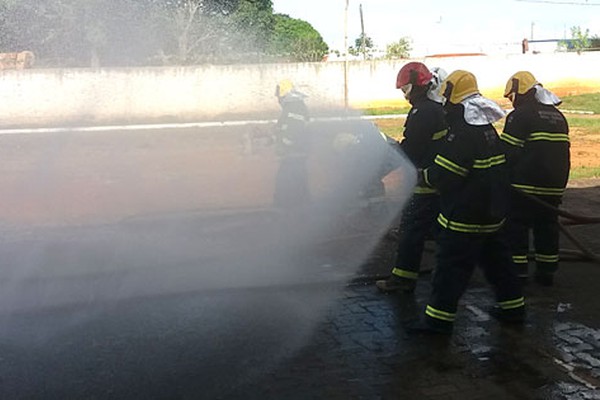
[0,52,599,127]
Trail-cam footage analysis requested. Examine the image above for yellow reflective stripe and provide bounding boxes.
[512,184,565,196]
[434,155,469,177]
[528,132,569,143]
[512,255,528,264]
[425,305,456,322]
[498,297,525,310]
[473,154,506,169]
[500,133,525,147]
[535,253,559,263]
[391,268,418,280]
[423,169,432,187]
[432,129,448,141]
[414,186,438,194]
[437,214,505,234]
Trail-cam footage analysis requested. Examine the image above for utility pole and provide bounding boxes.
[360,4,366,60]
[531,21,535,40]
[344,0,349,110]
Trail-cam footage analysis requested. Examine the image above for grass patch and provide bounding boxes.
[565,116,600,131]
[560,93,600,114]
[374,118,405,140]
[570,166,600,180]
[362,106,411,116]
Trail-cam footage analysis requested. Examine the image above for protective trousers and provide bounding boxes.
[391,194,439,281]
[506,191,561,277]
[424,228,525,330]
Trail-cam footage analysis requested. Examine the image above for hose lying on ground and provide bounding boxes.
[514,188,600,265]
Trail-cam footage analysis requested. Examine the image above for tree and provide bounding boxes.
[0,0,159,67]
[348,33,373,58]
[0,0,332,66]
[571,26,591,54]
[226,0,274,62]
[269,14,328,62]
[149,0,274,64]
[385,37,411,59]
[558,25,591,54]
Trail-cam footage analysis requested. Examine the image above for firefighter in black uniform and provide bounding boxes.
[407,70,525,334]
[376,62,448,293]
[273,80,311,209]
[501,71,570,286]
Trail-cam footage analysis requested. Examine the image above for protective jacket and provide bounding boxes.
[400,91,448,194]
[501,91,570,199]
[275,93,310,158]
[422,103,509,233]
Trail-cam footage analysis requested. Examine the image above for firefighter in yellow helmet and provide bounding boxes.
[407,70,525,334]
[501,71,570,286]
[272,79,311,208]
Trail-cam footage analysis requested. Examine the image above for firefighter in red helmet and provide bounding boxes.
[501,71,570,286]
[376,62,447,293]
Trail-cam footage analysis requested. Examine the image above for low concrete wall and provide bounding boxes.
[0,52,599,127]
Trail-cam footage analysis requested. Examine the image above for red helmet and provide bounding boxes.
[396,62,433,89]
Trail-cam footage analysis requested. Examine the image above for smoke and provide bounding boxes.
[0,110,415,395]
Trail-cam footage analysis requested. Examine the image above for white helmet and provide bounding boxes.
[427,67,448,104]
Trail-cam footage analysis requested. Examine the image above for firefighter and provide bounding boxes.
[407,70,525,334]
[376,62,448,293]
[501,71,570,286]
[273,79,311,209]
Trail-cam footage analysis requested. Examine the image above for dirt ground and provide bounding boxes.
[375,113,600,169]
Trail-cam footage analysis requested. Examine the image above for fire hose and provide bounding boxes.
[353,185,600,284]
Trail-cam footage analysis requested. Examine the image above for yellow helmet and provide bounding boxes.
[440,70,479,104]
[275,79,294,98]
[504,71,538,98]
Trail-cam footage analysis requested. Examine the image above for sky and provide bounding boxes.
[271,0,600,56]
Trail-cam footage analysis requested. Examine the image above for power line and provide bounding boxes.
[516,0,600,5]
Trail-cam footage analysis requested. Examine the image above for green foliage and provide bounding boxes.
[269,14,328,62]
[558,25,591,53]
[385,37,411,59]
[560,93,600,114]
[348,33,374,58]
[0,0,163,67]
[570,166,600,180]
[0,0,329,66]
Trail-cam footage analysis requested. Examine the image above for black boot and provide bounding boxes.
[534,272,554,287]
[404,318,453,335]
[489,306,526,324]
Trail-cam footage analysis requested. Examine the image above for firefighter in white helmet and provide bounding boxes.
[376,62,448,293]
[407,70,525,334]
[501,71,570,286]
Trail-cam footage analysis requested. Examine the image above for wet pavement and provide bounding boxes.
[1,126,599,399]
[1,223,599,399]
[225,272,600,400]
